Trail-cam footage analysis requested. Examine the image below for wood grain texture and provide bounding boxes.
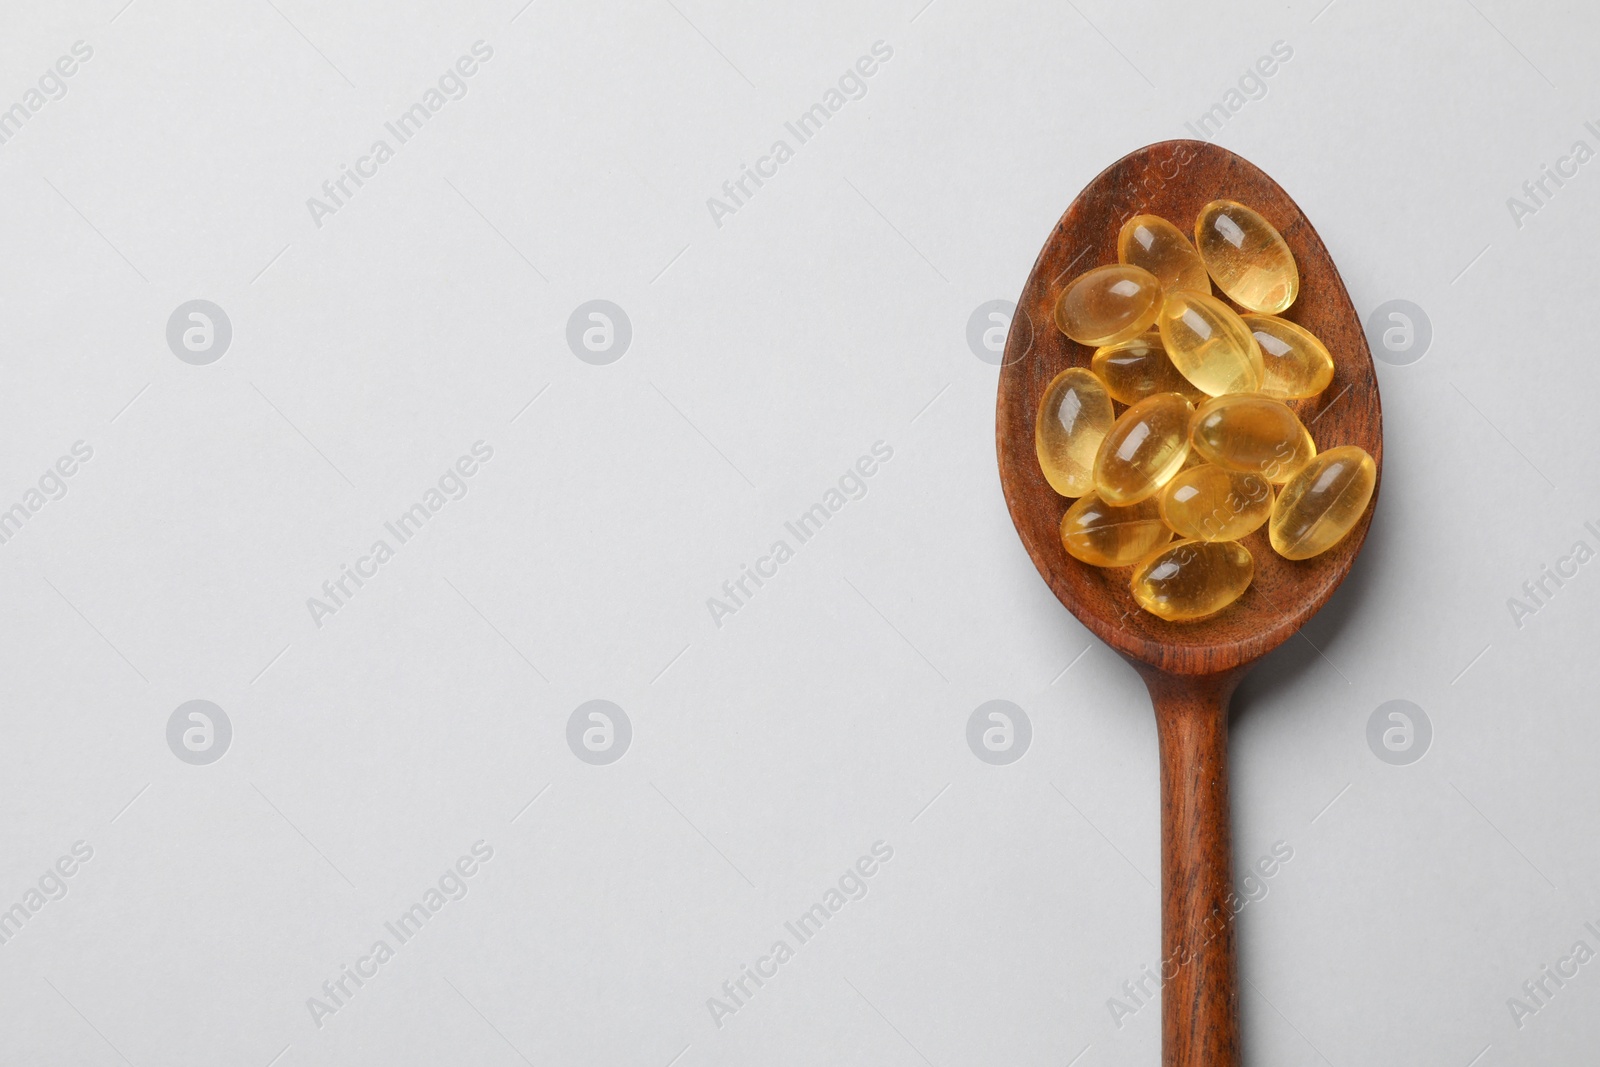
[994,141,1383,1067]
[1141,665,1244,1067]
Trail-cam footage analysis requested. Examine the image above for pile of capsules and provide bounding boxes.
[1035,200,1376,622]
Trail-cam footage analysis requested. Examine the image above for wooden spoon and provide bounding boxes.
[995,140,1382,1066]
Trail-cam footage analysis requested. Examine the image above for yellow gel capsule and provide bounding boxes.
[1091,334,1204,405]
[1191,394,1316,484]
[1269,445,1377,560]
[1093,392,1194,505]
[1195,200,1299,314]
[1243,315,1334,399]
[1158,464,1272,542]
[1060,493,1171,568]
[1118,215,1211,295]
[1156,291,1265,397]
[1035,368,1115,497]
[1131,539,1254,621]
[1054,264,1162,346]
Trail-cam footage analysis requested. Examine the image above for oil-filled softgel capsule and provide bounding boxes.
[1093,392,1194,506]
[1269,445,1377,561]
[1118,215,1210,296]
[1159,464,1272,542]
[1054,264,1162,346]
[1132,540,1255,621]
[1060,493,1172,567]
[1190,394,1316,484]
[1036,368,1114,498]
[1195,199,1299,314]
[1092,334,1203,405]
[1245,315,1333,399]
[1157,291,1265,397]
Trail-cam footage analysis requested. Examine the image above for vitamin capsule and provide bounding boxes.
[1091,333,1204,405]
[1244,315,1334,399]
[1158,464,1272,542]
[1093,392,1194,505]
[1054,264,1162,346]
[1035,368,1115,497]
[1060,493,1171,568]
[1118,215,1210,295]
[1191,394,1316,484]
[1131,539,1255,621]
[1194,200,1299,314]
[1156,291,1264,397]
[1269,445,1377,560]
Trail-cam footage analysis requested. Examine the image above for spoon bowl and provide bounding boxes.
[998,140,1382,675]
[995,140,1382,1067]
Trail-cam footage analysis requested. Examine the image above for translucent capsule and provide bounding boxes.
[1060,493,1171,567]
[1054,264,1162,346]
[1118,215,1210,295]
[1091,334,1204,405]
[1035,368,1114,498]
[1269,445,1377,560]
[1195,200,1299,314]
[1093,392,1194,506]
[1131,539,1254,621]
[1191,394,1316,484]
[1156,291,1264,397]
[1244,315,1334,399]
[1158,464,1272,542]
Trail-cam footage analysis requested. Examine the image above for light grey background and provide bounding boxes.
[0,0,1595,1064]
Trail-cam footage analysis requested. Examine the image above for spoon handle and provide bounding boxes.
[1140,667,1244,1067]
